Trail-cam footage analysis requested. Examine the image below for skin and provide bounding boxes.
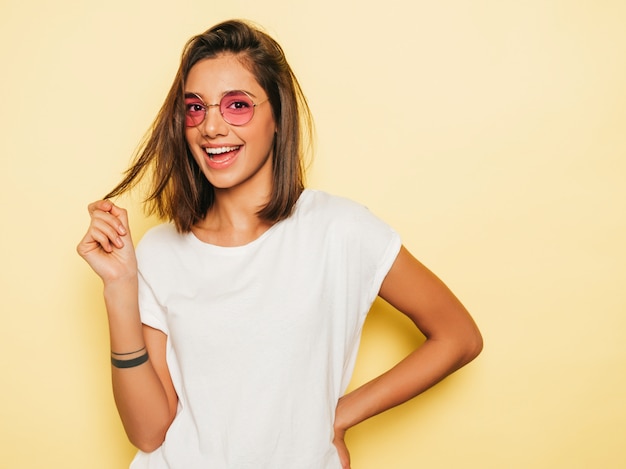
[77,54,483,468]
[183,55,278,245]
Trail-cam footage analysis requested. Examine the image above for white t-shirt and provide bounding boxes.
[130,189,401,469]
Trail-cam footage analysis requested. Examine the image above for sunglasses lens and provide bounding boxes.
[185,97,206,127]
[184,91,257,127]
[220,91,255,126]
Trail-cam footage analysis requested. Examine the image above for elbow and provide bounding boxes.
[131,434,165,454]
[122,405,176,453]
[460,327,483,366]
[128,427,168,454]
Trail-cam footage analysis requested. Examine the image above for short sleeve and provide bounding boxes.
[349,203,402,307]
[365,222,402,304]
[138,269,169,335]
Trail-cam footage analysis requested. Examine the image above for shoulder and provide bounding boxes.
[135,223,195,278]
[295,189,401,270]
[292,189,399,246]
[136,223,184,258]
[137,223,180,244]
[296,189,390,229]
[296,189,373,221]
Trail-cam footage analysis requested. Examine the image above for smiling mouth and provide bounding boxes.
[205,146,241,160]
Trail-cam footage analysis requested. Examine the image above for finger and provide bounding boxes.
[82,226,117,253]
[77,229,114,255]
[89,201,128,237]
[107,204,130,235]
[82,212,127,252]
[90,218,125,250]
[88,199,113,214]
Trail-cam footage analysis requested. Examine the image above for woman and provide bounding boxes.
[77,19,482,469]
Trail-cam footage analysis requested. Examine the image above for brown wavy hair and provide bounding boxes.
[105,19,314,232]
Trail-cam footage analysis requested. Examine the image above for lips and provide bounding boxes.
[204,145,241,169]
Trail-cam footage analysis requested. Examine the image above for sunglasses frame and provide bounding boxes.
[184,90,269,127]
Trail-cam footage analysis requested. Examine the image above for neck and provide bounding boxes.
[193,186,273,247]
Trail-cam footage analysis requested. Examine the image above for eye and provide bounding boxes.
[185,102,206,114]
[184,97,207,127]
[221,92,253,113]
[231,100,251,110]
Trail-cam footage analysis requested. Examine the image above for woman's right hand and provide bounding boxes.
[77,200,137,284]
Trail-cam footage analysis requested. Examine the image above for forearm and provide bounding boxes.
[335,335,481,432]
[104,278,173,451]
[336,246,484,435]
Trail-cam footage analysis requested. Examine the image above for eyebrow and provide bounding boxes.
[183,90,260,102]
[184,92,204,101]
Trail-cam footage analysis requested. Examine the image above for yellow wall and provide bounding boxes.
[1,1,625,467]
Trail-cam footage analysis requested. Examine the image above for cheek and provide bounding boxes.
[185,129,206,158]
[251,127,276,156]
[184,131,205,166]
[184,127,195,145]
[254,118,277,149]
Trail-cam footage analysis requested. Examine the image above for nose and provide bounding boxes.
[201,104,228,138]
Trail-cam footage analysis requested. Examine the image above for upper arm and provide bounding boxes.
[378,246,482,352]
[143,324,179,420]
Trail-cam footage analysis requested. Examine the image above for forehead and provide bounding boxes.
[185,55,262,97]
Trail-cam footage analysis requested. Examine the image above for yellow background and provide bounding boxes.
[1,1,625,468]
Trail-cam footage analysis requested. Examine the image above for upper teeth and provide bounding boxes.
[206,146,239,155]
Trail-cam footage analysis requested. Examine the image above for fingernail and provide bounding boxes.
[118,225,127,235]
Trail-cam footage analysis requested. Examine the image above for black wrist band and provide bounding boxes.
[111,352,149,369]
